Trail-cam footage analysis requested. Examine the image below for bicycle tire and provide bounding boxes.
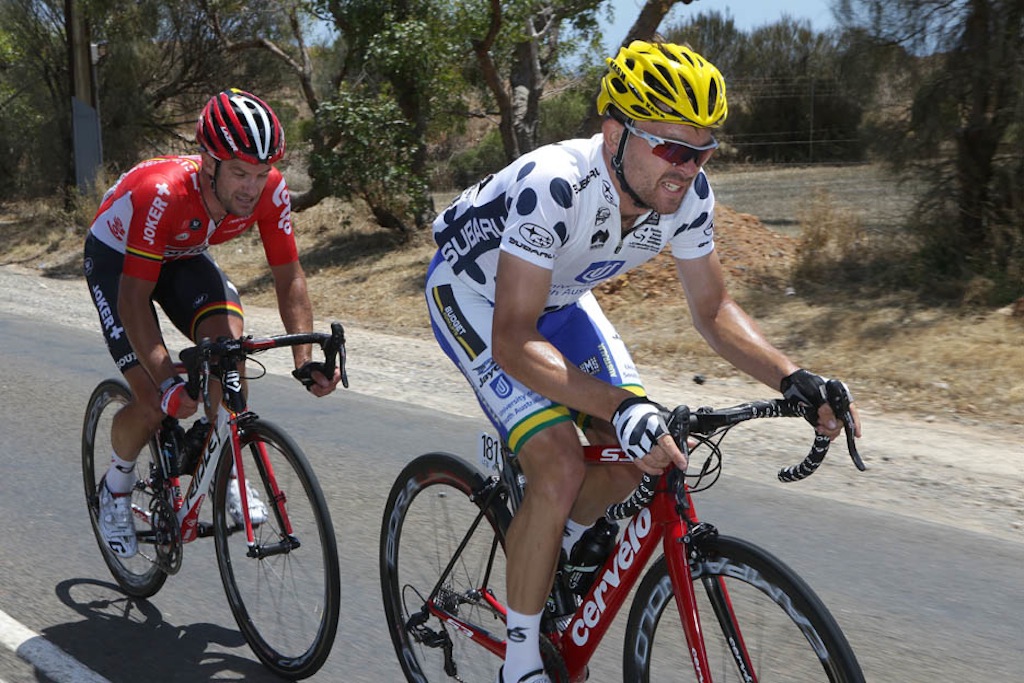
[212,419,340,680]
[81,378,168,598]
[380,452,513,683]
[623,535,865,682]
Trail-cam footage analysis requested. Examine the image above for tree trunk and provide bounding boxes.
[578,0,693,136]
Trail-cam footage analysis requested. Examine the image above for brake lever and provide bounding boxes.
[666,405,690,457]
[825,379,865,471]
[328,321,349,389]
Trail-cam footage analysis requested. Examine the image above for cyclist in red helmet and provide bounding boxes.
[83,88,341,559]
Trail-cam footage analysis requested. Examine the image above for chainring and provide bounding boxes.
[150,495,182,574]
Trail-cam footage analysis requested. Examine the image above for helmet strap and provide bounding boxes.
[201,158,227,226]
[610,126,650,210]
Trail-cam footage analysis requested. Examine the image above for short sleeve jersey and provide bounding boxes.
[432,134,716,310]
[88,155,298,281]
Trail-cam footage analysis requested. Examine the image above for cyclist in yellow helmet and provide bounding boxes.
[426,40,861,683]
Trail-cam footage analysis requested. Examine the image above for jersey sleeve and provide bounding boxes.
[122,172,190,281]
[255,172,299,266]
[668,171,717,260]
[497,153,579,270]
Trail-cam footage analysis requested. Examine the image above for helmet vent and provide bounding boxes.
[645,67,674,101]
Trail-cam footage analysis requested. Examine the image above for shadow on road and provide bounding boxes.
[47,578,285,682]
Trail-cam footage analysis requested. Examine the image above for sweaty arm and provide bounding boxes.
[270,260,340,396]
[494,252,685,473]
[270,260,315,367]
[675,251,798,390]
[493,252,641,421]
[675,251,860,438]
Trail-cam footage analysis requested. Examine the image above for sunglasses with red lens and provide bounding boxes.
[622,120,718,167]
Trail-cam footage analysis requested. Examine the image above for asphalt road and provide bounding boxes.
[2,312,1023,682]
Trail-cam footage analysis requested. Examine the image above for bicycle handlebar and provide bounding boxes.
[606,385,863,521]
[177,322,348,408]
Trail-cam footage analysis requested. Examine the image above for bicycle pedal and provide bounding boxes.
[196,521,215,538]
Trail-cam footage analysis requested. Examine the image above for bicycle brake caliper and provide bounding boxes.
[682,522,719,563]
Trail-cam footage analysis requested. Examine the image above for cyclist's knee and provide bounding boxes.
[517,426,586,503]
[195,312,244,341]
[122,367,164,427]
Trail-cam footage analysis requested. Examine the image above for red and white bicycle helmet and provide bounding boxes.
[196,88,286,164]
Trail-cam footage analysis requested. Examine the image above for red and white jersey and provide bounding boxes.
[88,155,298,281]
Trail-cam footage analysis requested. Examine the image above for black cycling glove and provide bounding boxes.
[781,369,854,426]
[292,360,329,391]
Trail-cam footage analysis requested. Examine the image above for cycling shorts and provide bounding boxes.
[83,233,243,373]
[425,252,645,453]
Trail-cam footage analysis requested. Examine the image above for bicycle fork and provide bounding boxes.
[667,487,758,683]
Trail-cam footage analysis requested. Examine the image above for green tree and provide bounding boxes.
[667,12,865,163]
[0,0,74,198]
[837,0,1024,299]
[461,0,604,159]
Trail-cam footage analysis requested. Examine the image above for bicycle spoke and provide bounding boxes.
[624,537,864,682]
[381,453,512,682]
[213,420,340,679]
[81,379,168,598]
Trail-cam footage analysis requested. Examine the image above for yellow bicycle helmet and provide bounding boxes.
[597,40,727,128]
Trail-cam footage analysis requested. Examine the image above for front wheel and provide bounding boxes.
[380,452,513,683]
[81,378,168,598]
[212,419,340,680]
[624,535,864,682]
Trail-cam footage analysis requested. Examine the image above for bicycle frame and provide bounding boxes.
[135,361,287,554]
[428,442,737,683]
[559,447,718,682]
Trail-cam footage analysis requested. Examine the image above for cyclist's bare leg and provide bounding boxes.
[110,365,164,462]
[507,420,586,613]
[504,420,585,680]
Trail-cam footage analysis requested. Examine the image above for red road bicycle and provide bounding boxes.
[82,324,347,679]
[380,381,866,682]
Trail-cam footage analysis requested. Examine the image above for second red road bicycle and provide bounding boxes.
[82,324,347,680]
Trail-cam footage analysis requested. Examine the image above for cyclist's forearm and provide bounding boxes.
[271,261,315,367]
[692,298,798,390]
[495,335,633,421]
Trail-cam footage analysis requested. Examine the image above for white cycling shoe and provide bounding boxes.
[98,478,138,558]
[226,477,268,526]
[497,667,550,683]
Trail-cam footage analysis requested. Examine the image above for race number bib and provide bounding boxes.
[477,432,504,474]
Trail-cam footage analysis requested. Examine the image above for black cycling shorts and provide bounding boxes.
[83,233,244,373]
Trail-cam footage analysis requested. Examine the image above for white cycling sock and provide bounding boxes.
[562,518,591,556]
[503,608,543,683]
[106,452,136,494]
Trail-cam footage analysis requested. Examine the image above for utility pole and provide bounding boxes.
[66,0,103,193]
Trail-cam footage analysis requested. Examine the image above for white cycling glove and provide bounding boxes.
[611,396,669,462]
[159,376,190,418]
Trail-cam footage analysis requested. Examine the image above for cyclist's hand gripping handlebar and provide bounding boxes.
[292,322,349,390]
[778,379,864,482]
[605,405,689,521]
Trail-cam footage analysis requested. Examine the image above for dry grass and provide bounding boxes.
[3,165,1022,425]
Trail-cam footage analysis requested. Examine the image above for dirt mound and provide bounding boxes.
[597,205,797,305]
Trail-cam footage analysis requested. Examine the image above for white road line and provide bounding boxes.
[0,609,111,683]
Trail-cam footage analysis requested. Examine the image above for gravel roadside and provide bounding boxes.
[3,263,1023,542]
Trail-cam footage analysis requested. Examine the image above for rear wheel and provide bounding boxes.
[623,535,865,682]
[212,419,340,680]
[380,452,513,682]
[81,379,168,598]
